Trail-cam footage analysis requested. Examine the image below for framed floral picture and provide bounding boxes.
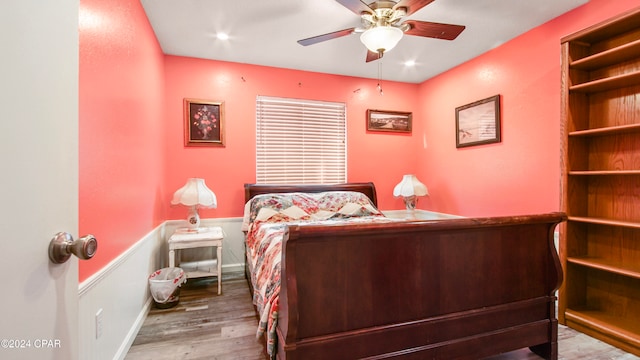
[183,98,225,147]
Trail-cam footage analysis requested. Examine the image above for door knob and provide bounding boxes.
[48,232,97,264]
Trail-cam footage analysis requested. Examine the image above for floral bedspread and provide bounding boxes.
[243,191,391,356]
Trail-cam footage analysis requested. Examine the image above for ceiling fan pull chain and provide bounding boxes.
[377,60,384,96]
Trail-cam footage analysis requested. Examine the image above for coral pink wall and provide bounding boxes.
[78,0,640,281]
[163,57,422,221]
[416,0,640,217]
[79,0,166,282]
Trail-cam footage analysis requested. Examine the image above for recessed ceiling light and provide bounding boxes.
[216,32,229,40]
[404,60,416,67]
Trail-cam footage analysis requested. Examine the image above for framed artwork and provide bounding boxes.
[366,109,412,133]
[183,98,225,147]
[455,95,501,148]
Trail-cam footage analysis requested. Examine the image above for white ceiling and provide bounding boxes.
[140,0,588,84]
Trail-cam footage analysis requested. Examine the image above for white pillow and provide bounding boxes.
[338,202,381,216]
[280,205,309,219]
[312,210,336,220]
[338,202,363,215]
[363,203,380,214]
[255,207,279,222]
[241,200,253,232]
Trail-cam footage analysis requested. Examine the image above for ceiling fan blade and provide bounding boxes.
[366,50,382,63]
[403,20,465,40]
[335,0,373,15]
[297,28,357,46]
[392,0,435,16]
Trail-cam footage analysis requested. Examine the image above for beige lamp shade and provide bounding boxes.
[393,174,428,210]
[171,178,217,229]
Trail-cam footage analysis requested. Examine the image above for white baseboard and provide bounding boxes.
[78,217,245,360]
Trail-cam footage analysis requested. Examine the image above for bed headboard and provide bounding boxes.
[244,182,378,208]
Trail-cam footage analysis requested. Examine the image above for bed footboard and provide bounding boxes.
[276,212,566,360]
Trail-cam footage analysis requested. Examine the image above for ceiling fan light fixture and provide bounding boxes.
[360,26,403,53]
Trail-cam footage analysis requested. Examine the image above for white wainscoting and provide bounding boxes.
[78,217,244,360]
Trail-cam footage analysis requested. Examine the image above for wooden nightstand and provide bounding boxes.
[169,226,224,295]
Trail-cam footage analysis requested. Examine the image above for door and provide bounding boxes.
[0,1,80,359]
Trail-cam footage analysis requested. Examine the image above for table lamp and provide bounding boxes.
[393,174,429,211]
[171,178,217,230]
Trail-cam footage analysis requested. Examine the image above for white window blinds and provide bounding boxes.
[256,96,347,184]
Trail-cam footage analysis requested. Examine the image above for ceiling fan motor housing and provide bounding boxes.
[362,6,406,29]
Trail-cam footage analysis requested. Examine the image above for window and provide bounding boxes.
[256,96,346,184]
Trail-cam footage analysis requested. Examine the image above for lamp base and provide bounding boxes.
[403,196,418,211]
[186,207,200,229]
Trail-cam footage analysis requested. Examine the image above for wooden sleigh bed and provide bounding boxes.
[243,182,566,360]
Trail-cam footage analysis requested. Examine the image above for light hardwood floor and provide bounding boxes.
[126,275,639,360]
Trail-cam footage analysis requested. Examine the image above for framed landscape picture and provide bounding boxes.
[366,109,412,133]
[455,95,501,148]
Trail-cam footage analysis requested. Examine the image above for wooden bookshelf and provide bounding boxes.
[559,7,640,357]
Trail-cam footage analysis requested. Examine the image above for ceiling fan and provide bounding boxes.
[297,0,465,62]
